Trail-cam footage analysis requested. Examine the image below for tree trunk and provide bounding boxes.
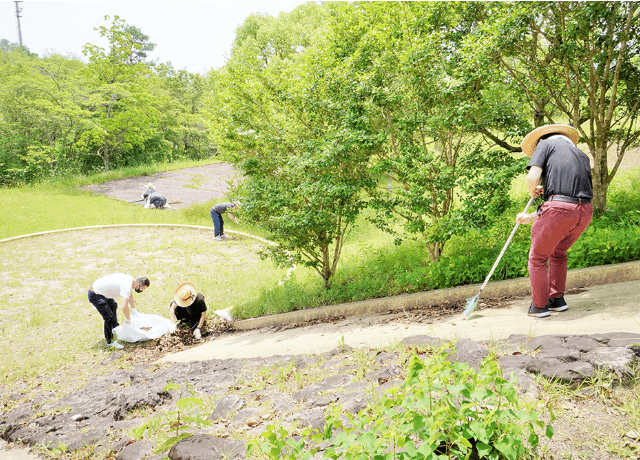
[321,243,332,290]
[103,141,110,172]
[426,241,443,264]
[590,135,609,215]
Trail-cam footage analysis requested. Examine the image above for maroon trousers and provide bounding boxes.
[529,201,593,308]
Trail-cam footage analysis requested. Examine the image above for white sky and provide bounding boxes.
[0,0,308,73]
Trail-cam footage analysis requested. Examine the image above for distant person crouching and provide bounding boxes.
[145,191,167,209]
[169,282,207,339]
[142,183,156,200]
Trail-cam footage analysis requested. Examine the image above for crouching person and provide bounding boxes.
[169,282,206,339]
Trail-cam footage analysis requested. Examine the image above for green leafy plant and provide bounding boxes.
[337,335,346,351]
[133,383,212,453]
[249,349,555,459]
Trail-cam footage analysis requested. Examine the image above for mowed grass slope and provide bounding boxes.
[0,226,288,386]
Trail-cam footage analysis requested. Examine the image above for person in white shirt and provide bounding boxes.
[88,273,150,349]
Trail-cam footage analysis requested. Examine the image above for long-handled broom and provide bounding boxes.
[463,195,536,317]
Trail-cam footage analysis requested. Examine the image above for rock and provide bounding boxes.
[540,362,594,383]
[168,434,245,460]
[583,347,636,377]
[536,347,581,363]
[564,336,601,352]
[339,392,367,414]
[286,409,326,432]
[116,441,155,460]
[447,338,488,372]
[375,352,397,365]
[503,369,537,394]
[524,335,564,352]
[498,354,534,371]
[232,408,261,427]
[526,357,563,373]
[100,352,122,366]
[292,383,328,402]
[208,395,246,421]
[272,399,295,413]
[322,374,353,388]
[366,365,402,384]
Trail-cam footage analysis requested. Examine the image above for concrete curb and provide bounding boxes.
[0,224,275,245]
[233,260,640,331]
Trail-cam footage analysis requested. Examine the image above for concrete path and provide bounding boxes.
[81,162,239,210]
[159,279,640,363]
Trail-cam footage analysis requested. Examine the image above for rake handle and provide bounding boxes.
[477,195,536,294]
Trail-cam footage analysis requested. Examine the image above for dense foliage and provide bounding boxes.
[0,16,214,186]
[209,1,640,288]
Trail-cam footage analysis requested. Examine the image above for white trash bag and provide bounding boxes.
[113,311,174,343]
[213,309,234,323]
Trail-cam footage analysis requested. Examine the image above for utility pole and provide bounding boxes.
[14,1,23,46]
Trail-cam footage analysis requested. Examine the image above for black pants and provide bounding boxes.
[88,290,119,344]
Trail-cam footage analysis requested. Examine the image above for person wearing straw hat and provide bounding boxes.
[88,274,150,349]
[141,183,155,200]
[169,282,207,339]
[209,201,240,241]
[516,124,593,318]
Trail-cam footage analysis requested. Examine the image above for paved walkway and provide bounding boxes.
[81,163,239,210]
[159,279,640,363]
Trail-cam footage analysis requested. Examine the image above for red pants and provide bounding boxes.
[529,201,593,308]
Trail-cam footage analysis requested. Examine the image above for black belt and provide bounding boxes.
[548,195,591,204]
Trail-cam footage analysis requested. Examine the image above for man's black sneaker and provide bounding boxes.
[548,296,569,312]
[527,303,551,318]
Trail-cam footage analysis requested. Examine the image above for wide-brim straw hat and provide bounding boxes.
[174,282,197,307]
[521,124,579,158]
[145,183,154,189]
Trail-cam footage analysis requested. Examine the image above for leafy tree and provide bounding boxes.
[123,24,156,65]
[154,63,214,160]
[80,15,162,171]
[469,1,640,213]
[326,2,522,262]
[0,48,89,184]
[208,3,374,289]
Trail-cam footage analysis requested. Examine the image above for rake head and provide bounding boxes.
[463,293,480,317]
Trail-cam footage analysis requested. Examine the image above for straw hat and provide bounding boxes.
[521,124,579,158]
[145,183,154,189]
[174,282,197,307]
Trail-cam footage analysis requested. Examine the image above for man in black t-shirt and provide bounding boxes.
[517,124,594,318]
[169,282,207,339]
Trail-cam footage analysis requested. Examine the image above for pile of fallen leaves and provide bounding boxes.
[130,315,235,364]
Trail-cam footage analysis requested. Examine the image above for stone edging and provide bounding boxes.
[233,260,640,331]
[0,223,297,290]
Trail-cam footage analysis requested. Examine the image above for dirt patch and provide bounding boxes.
[81,162,240,210]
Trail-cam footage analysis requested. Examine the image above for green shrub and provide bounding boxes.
[249,348,554,459]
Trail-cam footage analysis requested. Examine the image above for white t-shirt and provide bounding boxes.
[92,273,134,300]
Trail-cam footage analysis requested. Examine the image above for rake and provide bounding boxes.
[463,195,536,317]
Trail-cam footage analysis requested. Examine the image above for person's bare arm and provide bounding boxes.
[169,302,178,323]
[197,311,206,329]
[526,166,543,198]
[123,297,132,322]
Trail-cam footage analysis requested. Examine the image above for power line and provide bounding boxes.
[14,1,23,46]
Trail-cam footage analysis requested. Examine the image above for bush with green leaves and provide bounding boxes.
[249,349,554,460]
[132,383,212,454]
